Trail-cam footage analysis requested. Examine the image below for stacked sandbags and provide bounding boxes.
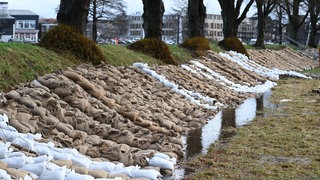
[248,48,318,71]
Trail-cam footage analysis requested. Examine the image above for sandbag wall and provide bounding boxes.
[0,48,317,174]
[248,48,318,71]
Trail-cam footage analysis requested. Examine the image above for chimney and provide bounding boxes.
[0,2,8,15]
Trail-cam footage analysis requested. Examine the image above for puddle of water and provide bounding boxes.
[165,90,275,179]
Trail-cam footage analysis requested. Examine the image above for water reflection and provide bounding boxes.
[184,90,274,157]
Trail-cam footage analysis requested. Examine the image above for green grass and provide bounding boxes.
[0,42,80,91]
[184,78,320,179]
[100,45,163,66]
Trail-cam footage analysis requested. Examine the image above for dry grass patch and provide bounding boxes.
[184,78,320,179]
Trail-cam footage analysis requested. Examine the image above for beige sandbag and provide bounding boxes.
[71,165,89,174]
[51,159,73,168]
[6,168,29,179]
[43,116,60,125]
[108,173,128,180]
[19,97,37,108]
[15,112,32,123]
[71,98,90,112]
[6,90,21,100]
[101,97,116,108]
[86,146,100,158]
[9,119,30,133]
[31,106,47,118]
[86,135,102,145]
[78,145,89,155]
[56,123,74,137]
[54,87,73,97]
[88,169,109,178]
[119,153,134,166]
[0,160,8,169]
[76,79,95,91]
[63,70,83,81]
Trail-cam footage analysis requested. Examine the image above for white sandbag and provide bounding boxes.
[0,114,8,123]
[32,155,52,163]
[72,154,92,168]
[89,161,116,172]
[39,164,66,180]
[0,142,11,159]
[109,165,137,177]
[33,144,51,155]
[148,156,174,170]
[8,151,26,158]
[0,128,19,141]
[153,152,170,160]
[0,169,10,180]
[20,162,46,176]
[131,169,162,180]
[51,149,73,160]
[0,122,17,132]
[1,156,26,168]
[11,136,34,149]
[65,172,94,180]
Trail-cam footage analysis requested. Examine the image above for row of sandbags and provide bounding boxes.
[0,48,315,175]
[248,48,318,71]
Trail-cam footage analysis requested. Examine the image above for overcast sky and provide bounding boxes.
[4,0,222,18]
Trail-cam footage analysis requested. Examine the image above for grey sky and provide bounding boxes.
[4,0,221,18]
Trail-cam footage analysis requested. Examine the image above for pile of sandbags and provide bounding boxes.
[248,48,318,71]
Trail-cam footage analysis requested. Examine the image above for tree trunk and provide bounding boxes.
[187,0,206,38]
[142,0,164,39]
[255,0,265,48]
[307,0,320,48]
[92,0,98,42]
[57,0,90,34]
[219,0,238,38]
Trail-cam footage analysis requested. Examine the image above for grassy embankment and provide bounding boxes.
[184,77,320,179]
[0,42,194,92]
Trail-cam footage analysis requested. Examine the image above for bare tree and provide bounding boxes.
[57,0,90,34]
[187,0,206,38]
[217,0,255,38]
[306,0,320,47]
[272,1,287,44]
[254,0,277,48]
[142,0,165,39]
[281,0,309,44]
[89,0,126,42]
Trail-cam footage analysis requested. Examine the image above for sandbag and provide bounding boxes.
[88,169,109,178]
[148,156,175,170]
[6,168,29,179]
[0,160,8,169]
[71,165,89,175]
[39,165,66,180]
[65,172,94,180]
[19,162,46,176]
[131,169,162,180]
[51,159,73,168]
[9,119,30,133]
[0,169,10,180]
[1,156,26,168]
[89,161,116,172]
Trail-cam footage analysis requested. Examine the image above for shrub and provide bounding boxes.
[218,37,249,57]
[39,24,106,65]
[182,37,210,56]
[127,38,178,65]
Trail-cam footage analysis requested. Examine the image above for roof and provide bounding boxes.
[0,14,14,19]
[9,10,38,16]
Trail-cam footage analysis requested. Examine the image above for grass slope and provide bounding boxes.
[184,77,320,179]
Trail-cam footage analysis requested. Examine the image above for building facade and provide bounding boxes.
[0,2,39,43]
[10,10,39,43]
[0,2,14,42]
[127,13,259,44]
